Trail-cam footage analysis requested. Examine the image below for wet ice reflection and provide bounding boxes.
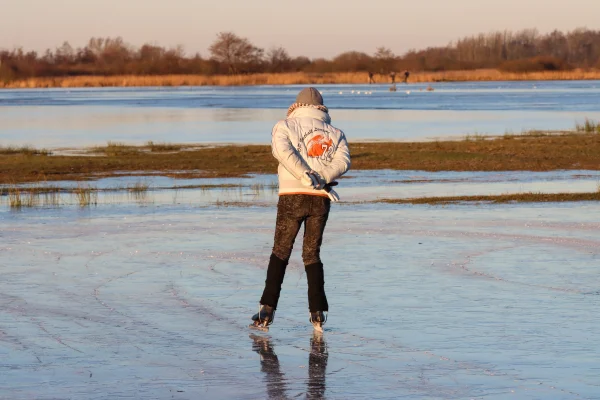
[249,333,328,399]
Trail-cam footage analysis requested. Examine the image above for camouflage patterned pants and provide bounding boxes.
[272,194,330,265]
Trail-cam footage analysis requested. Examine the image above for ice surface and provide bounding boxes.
[1,194,599,398]
[2,82,600,147]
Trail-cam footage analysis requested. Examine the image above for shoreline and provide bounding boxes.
[2,187,599,208]
[2,69,600,89]
[377,192,600,205]
[1,132,599,184]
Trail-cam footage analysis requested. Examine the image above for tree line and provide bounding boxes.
[1,28,600,82]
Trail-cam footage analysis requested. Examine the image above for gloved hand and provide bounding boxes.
[323,184,340,202]
[301,171,317,188]
[325,188,340,202]
[301,171,326,190]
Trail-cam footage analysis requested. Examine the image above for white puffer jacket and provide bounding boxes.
[272,106,351,197]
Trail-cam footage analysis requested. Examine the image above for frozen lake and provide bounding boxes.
[2,81,600,148]
[2,82,599,398]
[1,171,599,399]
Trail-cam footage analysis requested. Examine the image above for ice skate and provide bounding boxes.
[309,311,327,333]
[250,304,275,332]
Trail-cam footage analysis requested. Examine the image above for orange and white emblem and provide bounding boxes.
[307,134,334,159]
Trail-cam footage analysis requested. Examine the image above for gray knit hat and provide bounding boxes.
[295,87,323,106]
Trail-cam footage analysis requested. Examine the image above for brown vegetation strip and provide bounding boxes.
[377,192,600,205]
[2,29,600,87]
[1,133,599,184]
[3,69,600,89]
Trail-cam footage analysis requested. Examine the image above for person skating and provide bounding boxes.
[403,70,410,83]
[367,71,375,84]
[250,87,351,332]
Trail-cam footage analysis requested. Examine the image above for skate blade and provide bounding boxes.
[249,323,269,332]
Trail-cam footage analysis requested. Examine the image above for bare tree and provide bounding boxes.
[332,51,372,72]
[209,32,264,74]
[374,47,394,59]
[55,41,74,64]
[267,46,292,72]
[374,46,395,73]
[291,56,311,71]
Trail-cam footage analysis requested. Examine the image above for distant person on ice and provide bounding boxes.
[250,87,351,333]
[368,71,375,84]
[390,71,396,84]
[403,70,410,83]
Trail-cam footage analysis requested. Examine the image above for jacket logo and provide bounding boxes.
[307,134,334,159]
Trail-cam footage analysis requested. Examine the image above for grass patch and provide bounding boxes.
[0,145,51,156]
[145,141,182,152]
[463,133,487,142]
[2,132,600,184]
[521,129,552,137]
[90,141,140,156]
[170,183,242,190]
[575,118,600,134]
[502,130,562,140]
[377,192,600,205]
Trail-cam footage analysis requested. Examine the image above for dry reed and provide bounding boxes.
[2,69,600,89]
[575,118,600,134]
[128,180,150,193]
[3,184,61,209]
[91,141,140,156]
[74,185,98,207]
[0,145,51,156]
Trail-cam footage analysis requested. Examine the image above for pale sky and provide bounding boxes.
[2,0,599,58]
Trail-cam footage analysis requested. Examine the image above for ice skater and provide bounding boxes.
[403,70,410,83]
[250,87,351,332]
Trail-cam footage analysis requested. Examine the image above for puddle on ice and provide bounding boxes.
[1,175,599,399]
[2,170,599,209]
